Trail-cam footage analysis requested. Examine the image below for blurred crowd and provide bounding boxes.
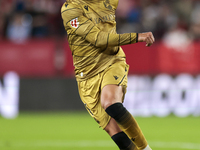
[116,0,200,43]
[0,0,200,42]
[0,0,66,42]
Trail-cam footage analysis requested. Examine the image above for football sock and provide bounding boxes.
[106,103,148,149]
[111,131,137,150]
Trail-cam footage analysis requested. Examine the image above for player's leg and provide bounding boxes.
[104,117,137,150]
[77,75,136,149]
[101,84,151,150]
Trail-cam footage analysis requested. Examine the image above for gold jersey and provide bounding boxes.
[61,0,138,81]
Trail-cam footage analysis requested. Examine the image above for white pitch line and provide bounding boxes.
[0,140,200,149]
[0,140,114,147]
[33,140,114,147]
[149,141,200,150]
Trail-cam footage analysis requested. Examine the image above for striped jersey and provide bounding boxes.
[61,0,138,81]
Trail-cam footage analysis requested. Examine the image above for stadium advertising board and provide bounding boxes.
[124,74,200,117]
[0,73,200,118]
[0,72,19,119]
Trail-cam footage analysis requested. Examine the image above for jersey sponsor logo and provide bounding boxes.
[93,14,115,24]
[70,18,79,28]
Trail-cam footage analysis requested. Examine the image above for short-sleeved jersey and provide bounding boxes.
[61,0,138,81]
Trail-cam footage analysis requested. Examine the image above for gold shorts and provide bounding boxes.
[77,60,129,129]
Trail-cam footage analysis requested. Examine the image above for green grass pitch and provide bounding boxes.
[0,112,200,150]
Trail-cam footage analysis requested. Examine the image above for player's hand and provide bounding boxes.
[138,32,155,47]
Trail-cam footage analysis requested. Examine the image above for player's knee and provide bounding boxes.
[101,93,119,110]
[101,100,115,110]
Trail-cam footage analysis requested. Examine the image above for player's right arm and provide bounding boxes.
[61,3,155,48]
[61,3,138,48]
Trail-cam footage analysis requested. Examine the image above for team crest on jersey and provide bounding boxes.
[70,18,79,28]
[103,0,112,10]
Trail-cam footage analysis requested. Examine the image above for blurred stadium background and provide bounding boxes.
[0,0,200,150]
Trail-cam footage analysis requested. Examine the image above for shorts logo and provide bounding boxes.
[70,18,79,28]
[113,76,119,80]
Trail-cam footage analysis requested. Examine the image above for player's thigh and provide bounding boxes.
[101,84,124,109]
[77,74,111,129]
[101,61,129,109]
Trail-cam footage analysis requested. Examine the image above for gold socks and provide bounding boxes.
[106,103,148,149]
